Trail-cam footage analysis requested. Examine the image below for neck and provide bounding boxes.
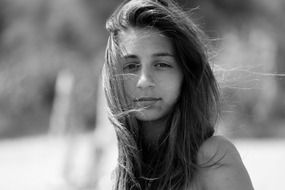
[140,116,169,149]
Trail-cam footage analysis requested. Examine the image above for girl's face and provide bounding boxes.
[119,28,183,122]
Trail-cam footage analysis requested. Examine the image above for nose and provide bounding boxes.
[136,69,155,89]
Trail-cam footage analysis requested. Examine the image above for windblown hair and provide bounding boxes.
[103,0,220,189]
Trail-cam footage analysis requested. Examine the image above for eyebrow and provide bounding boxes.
[123,53,174,59]
[152,52,174,57]
[123,55,138,59]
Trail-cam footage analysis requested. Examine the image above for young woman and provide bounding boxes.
[102,0,254,189]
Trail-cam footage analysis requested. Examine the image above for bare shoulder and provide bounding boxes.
[197,135,241,166]
[196,135,254,190]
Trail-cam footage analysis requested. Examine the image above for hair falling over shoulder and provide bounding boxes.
[103,0,220,189]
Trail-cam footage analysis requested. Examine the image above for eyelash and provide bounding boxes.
[123,62,172,72]
[123,63,140,72]
[154,62,172,68]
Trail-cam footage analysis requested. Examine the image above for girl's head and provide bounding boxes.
[103,0,219,189]
[118,27,183,123]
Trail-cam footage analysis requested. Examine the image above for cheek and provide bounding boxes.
[158,84,180,108]
[162,72,183,92]
[123,77,137,97]
[169,77,183,102]
[167,84,181,102]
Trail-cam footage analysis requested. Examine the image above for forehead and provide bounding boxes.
[118,28,173,56]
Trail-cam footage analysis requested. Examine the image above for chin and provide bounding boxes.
[134,112,161,121]
[134,109,171,122]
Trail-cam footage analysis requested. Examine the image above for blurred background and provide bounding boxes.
[0,0,284,189]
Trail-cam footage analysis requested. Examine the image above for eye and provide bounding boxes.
[154,62,172,69]
[123,63,140,72]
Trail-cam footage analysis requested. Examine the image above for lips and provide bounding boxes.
[134,97,162,107]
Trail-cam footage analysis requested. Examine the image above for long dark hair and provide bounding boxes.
[103,0,220,189]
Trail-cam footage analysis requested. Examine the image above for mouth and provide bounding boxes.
[133,97,162,107]
[134,97,162,102]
